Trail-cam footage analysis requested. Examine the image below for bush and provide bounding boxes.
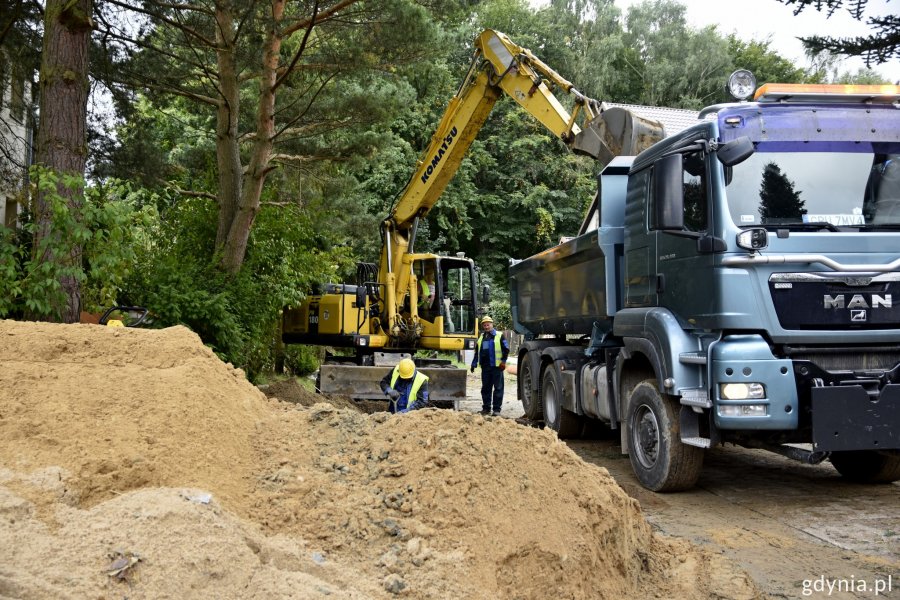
[283,344,321,377]
[487,298,511,331]
[0,167,150,319]
[118,194,350,381]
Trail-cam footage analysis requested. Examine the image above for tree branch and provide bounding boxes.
[102,0,219,47]
[172,186,218,200]
[281,0,359,37]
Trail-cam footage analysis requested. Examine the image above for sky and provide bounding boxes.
[530,0,900,83]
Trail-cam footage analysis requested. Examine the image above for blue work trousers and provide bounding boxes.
[480,366,504,412]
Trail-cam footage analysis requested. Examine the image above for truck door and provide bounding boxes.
[624,168,657,307]
[653,148,716,321]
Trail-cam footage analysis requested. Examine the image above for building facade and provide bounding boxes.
[0,50,34,229]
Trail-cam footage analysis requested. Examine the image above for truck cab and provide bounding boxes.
[512,76,900,491]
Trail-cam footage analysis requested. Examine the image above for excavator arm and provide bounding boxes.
[390,29,598,230]
[378,29,664,340]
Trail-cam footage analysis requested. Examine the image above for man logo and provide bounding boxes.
[823,294,892,309]
[850,310,867,322]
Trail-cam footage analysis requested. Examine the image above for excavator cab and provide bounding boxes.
[410,255,477,343]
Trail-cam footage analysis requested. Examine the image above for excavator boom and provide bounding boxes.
[392,29,601,229]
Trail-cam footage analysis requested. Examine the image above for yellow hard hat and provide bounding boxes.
[398,358,415,379]
[481,315,493,323]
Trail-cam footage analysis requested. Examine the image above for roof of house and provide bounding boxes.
[601,102,709,136]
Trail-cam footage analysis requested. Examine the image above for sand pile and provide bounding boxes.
[0,320,761,599]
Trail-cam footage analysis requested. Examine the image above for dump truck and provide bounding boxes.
[511,73,900,491]
[282,29,659,405]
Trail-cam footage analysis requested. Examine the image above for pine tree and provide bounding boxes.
[777,0,900,67]
[759,162,806,223]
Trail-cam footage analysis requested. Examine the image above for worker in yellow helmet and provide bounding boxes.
[379,358,430,414]
[470,315,509,416]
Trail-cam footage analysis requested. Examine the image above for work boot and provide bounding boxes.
[491,411,501,417]
[479,409,490,415]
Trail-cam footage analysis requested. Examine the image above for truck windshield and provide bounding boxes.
[723,144,900,230]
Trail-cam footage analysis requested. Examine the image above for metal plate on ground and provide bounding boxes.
[318,364,467,405]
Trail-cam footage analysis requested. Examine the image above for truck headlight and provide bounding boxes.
[726,69,756,101]
[720,382,766,400]
[718,404,768,417]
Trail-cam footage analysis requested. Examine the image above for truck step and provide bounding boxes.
[682,436,712,448]
[679,351,707,365]
[680,388,711,408]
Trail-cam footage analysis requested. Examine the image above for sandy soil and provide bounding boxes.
[0,320,762,599]
[467,369,900,599]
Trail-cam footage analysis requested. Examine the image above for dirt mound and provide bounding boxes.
[0,320,762,599]
[261,377,383,413]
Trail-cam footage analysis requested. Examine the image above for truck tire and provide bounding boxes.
[830,451,900,484]
[541,363,581,438]
[518,352,542,421]
[625,380,703,492]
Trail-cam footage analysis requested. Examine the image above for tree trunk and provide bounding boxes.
[218,0,283,275]
[214,0,360,274]
[213,1,242,251]
[31,0,92,323]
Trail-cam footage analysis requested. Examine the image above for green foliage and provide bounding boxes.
[727,36,809,91]
[0,167,148,319]
[119,193,353,380]
[283,345,321,377]
[486,297,512,331]
[802,50,895,84]
[623,0,733,108]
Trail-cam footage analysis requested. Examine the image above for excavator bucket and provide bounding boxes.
[572,107,666,164]
[318,364,467,409]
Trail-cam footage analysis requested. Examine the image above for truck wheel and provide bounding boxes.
[541,364,581,438]
[830,451,900,483]
[625,380,703,492]
[518,353,542,421]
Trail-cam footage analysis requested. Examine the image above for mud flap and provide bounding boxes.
[811,385,900,451]
[318,364,467,408]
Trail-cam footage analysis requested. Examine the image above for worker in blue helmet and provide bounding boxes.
[380,358,430,414]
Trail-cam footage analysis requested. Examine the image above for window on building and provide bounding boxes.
[4,199,19,228]
[10,66,24,123]
[0,55,7,107]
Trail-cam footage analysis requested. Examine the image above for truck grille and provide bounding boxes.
[783,346,900,372]
[768,273,900,330]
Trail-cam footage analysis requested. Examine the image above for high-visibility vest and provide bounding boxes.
[476,332,504,366]
[419,279,431,306]
[390,366,429,409]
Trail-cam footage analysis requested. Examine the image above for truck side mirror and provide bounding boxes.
[654,154,684,230]
[482,284,491,304]
[717,136,754,167]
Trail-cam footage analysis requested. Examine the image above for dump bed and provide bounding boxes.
[508,231,609,336]
[509,158,631,338]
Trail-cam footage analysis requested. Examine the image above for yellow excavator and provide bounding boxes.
[282,29,663,405]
